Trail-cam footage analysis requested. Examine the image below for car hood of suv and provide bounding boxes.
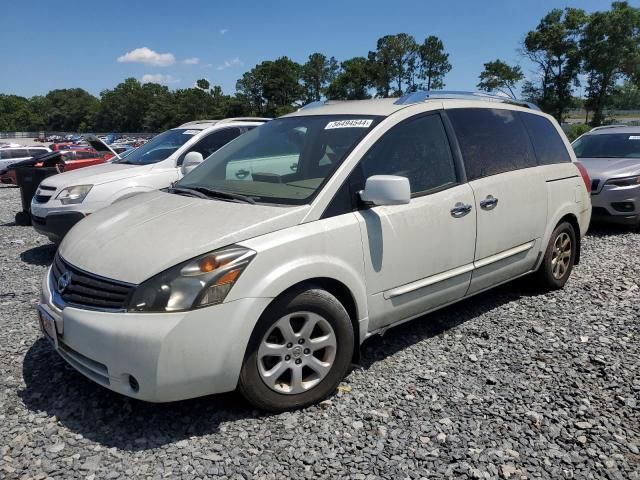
[58,190,310,284]
[40,162,151,189]
[578,156,640,180]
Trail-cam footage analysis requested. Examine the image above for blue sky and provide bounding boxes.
[0,0,626,98]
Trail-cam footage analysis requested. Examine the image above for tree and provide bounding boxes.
[523,7,587,122]
[325,57,372,100]
[236,57,303,116]
[610,79,640,109]
[0,95,35,131]
[477,59,524,98]
[368,34,418,97]
[95,78,150,132]
[43,88,99,131]
[418,36,452,90]
[301,53,339,103]
[581,1,640,125]
[196,78,211,91]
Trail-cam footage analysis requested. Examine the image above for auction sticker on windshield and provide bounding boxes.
[629,136,640,140]
[182,130,199,135]
[325,119,373,129]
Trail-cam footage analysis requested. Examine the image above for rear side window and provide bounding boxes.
[11,149,29,159]
[359,113,457,195]
[520,113,571,165]
[29,149,48,157]
[447,108,536,181]
[191,128,242,159]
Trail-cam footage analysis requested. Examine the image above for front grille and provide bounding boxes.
[591,179,600,193]
[34,184,56,203]
[51,254,135,311]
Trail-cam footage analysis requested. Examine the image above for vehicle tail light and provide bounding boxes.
[575,162,591,193]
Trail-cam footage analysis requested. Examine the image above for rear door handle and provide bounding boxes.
[450,202,472,218]
[235,169,250,179]
[480,195,499,210]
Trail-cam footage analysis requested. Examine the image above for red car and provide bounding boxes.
[0,148,113,185]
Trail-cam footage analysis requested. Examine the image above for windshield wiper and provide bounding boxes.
[167,186,210,199]
[190,185,257,204]
[171,185,256,204]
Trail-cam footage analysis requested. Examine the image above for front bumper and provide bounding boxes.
[590,183,640,226]
[40,267,271,402]
[31,211,85,243]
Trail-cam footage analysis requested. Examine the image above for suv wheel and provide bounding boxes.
[537,221,576,289]
[238,286,354,411]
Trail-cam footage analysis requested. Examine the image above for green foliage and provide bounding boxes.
[301,53,339,103]
[523,7,587,122]
[326,57,372,100]
[566,123,591,141]
[418,36,451,90]
[610,80,640,109]
[368,33,419,97]
[236,57,303,116]
[581,1,640,126]
[477,60,524,98]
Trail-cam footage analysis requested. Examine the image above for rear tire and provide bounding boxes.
[536,221,576,289]
[238,286,354,411]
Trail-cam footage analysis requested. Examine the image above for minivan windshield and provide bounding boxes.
[176,115,381,204]
[115,129,198,165]
[572,133,640,159]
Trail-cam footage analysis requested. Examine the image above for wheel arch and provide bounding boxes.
[557,213,582,264]
[265,277,363,363]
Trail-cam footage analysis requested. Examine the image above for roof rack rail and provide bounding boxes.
[298,100,346,111]
[394,90,540,111]
[178,119,220,127]
[589,125,627,132]
[216,117,271,124]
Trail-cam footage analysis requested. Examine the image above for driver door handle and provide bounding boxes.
[480,195,499,210]
[450,202,472,218]
[235,169,250,179]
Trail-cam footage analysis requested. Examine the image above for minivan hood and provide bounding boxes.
[59,191,309,284]
[40,162,151,189]
[578,157,640,180]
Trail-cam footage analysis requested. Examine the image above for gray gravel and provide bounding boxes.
[0,185,638,480]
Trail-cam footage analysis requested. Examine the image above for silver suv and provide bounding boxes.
[573,125,640,227]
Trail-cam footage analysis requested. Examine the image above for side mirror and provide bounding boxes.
[181,151,204,175]
[359,175,410,206]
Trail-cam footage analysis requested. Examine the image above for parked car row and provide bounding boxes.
[24,92,638,411]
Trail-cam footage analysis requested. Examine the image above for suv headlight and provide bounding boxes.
[127,246,255,312]
[56,185,93,204]
[606,175,640,187]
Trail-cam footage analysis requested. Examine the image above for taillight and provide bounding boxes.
[575,162,591,193]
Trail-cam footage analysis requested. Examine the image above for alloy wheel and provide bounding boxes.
[551,232,572,280]
[257,311,337,394]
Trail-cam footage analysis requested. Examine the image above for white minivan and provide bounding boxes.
[30,118,268,243]
[38,92,592,410]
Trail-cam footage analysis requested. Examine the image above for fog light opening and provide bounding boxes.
[128,375,139,393]
[611,202,634,213]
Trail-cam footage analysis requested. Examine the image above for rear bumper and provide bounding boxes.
[32,211,85,243]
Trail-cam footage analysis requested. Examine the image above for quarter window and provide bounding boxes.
[520,113,571,165]
[447,108,536,180]
[359,114,457,195]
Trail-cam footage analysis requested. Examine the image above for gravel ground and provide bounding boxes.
[0,184,638,480]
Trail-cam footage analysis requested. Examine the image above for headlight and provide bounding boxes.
[127,246,255,312]
[56,185,92,204]
[606,175,640,187]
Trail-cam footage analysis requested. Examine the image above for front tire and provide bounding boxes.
[536,221,577,289]
[238,286,354,411]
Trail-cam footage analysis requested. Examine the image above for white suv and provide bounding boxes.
[38,92,591,410]
[30,118,268,243]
